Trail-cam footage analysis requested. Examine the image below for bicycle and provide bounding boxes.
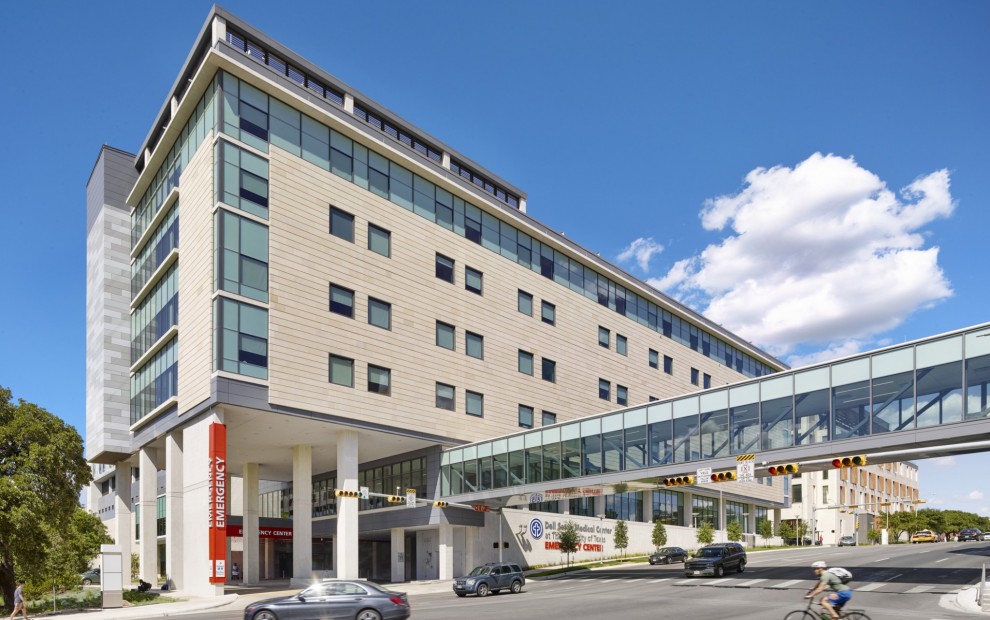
[783,597,871,620]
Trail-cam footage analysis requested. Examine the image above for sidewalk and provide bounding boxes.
[940,581,990,615]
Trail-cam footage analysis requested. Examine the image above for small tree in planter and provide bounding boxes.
[652,519,668,550]
[614,520,629,558]
[726,520,743,543]
[697,521,715,545]
[758,520,773,547]
[558,521,580,566]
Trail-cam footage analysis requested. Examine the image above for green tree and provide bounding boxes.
[613,520,629,557]
[867,528,880,544]
[0,387,96,612]
[778,520,795,543]
[726,520,743,543]
[557,521,580,566]
[887,511,915,542]
[651,519,668,549]
[758,520,773,547]
[696,521,715,545]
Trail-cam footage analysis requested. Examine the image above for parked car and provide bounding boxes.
[838,535,857,547]
[982,531,990,541]
[684,543,747,578]
[243,580,410,620]
[958,528,983,542]
[649,546,688,565]
[453,562,525,597]
[911,530,936,543]
[80,568,101,586]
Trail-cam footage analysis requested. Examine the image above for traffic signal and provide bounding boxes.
[335,489,361,498]
[473,504,490,512]
[387,495,405,504]
[710,471,737,482]
[767,463,799,476]
[831,455,868,468]
[434,501,449,508]
[662,475,695,487]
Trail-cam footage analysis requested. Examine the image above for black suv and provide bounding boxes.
[684,543,747,578]
[453,562,525,597]
[959,528,983,542]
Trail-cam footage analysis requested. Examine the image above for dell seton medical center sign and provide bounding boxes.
[208,423,227,583]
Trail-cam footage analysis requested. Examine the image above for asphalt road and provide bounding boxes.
[180,540,990,620]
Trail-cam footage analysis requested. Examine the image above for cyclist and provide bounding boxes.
[805,560,851,619]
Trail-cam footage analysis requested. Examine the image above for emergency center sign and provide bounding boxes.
[208,423,227,583]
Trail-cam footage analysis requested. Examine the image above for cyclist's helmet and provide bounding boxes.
[811,561,827,569]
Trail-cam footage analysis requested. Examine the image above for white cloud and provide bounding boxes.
[930,456,956,468]
[967,490,984,501]
[617,237,665,272]
[657,153,954,358]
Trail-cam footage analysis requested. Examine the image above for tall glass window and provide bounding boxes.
[648,402,673,465]
[216,209,269,302]
[692,496,718,529]
[871,347,914,433]
[672,398,700,463]
[605,492,644,522]
[217,141,269,218]
[652,489,683,526]
[965,328,990,420]
[131,264,178,361]
[602,414,623,473]
[130,338,177,423]
[729,384,760,454]
[725,501,748,532]
[581,419,602,476]
[761,375,794,449]
[795,368,829,445]
[832,358,870,439]
[132,205,179,296]
[215,298,268,379]
[624,409,647,470]
[915,336,963,428]
[700,391,729,459]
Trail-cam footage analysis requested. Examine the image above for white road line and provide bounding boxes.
[768,579,805,589]
[935,558,949,563]
[857,582,887,592]
[883,573,903,582]
[872,557,890,562]
[735,579,767,587]
[905,585,934,593]
[675,578,698,585]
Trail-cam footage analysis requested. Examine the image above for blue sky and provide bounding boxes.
[1,1,987,514]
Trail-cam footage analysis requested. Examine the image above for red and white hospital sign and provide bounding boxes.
[208,423,227,583]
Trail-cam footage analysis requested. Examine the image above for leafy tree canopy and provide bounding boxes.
[613,520,629,553]
[696,521,715,545]
[726,520,743,542]
[652,520,668,549]
[557,521,580,566]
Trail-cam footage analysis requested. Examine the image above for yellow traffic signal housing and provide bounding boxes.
[662,475,695,487]
[334,489,361,498]
[387,495,405,504]
[710,471,737,482]
[831,455,868,468]
[433,501,449,508]
[767,463,799,476]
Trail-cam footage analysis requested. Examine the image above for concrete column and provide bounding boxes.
[335,431,359,579]
[164,432,183,590]
[242,463,260,585]
[643,491,654,523]
[438,524,455,580]
[139,448,158,583]
[343,93,354,113]
[292,445,313,585]
[212,15,227,45]
[441,152,451,169]
[391,528,405,583]
[682,492,693,527]
[114,462,133,586]
[181,412,224,597]
[594,494,606,518]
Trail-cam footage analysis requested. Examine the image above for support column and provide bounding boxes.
[242,463,260,585]
[335,431,359,579]
[139,448,158,583]
[391,528,405,583]
[114,461,133,586]
[682,491,694,527]
[643,491,654,523]
[438,524,455,580]
[181,412,225,597]
[165,432,183,590]
[292,445,313,585]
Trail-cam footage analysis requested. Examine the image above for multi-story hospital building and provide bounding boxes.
[86,7,798,597]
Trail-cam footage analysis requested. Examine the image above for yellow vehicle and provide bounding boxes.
[911,530,936,543]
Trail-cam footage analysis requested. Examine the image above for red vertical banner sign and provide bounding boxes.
[208,423,228,583]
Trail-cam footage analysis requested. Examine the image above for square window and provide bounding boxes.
[435,254,454,283]
[703,373,712,389]
[617,385,628,406]
[518,350,534,375]
[541,301,556,326]
[465,267,483,295]
[541,411,557,426]
[663,355,673,375]
[649,349,659,369]
[329,206,354,242]
[518,290,533,316]
[518,405,534,429]
[329,354,354,387]
[368,224,390,257]
[436,321,455,350]
[691,368,699,386]
[598,326,610,348]
[368,365,391,396]
[542,358,556,383]
[616,334,627,356]
[436,383,455,410]
[466,332,484,359]
[599,379,610,401]
[329,284,354,318]
[368,298,391,330]
[466,391,484,417]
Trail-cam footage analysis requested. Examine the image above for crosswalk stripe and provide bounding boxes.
[675,578,699,585]
[905,585,934,593]
[857,582,886,592]
[735,579,767,587]
[768,579,805,589]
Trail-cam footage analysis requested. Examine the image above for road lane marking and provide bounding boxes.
[735,579,767,587]
[857,582,887,591]
[768,579,805,589]
[872,557,890,562]
[675,578,698,585]
[883,573,903,582]
[904,585,934,593]
[935,558,949,563]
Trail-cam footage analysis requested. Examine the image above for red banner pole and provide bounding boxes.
[208,423,228,584]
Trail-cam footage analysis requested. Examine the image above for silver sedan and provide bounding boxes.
[243,580,410,620]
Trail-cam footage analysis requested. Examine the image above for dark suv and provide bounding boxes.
[684,543,747,578]
[453,562,525,597]
[959,528,983,542]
